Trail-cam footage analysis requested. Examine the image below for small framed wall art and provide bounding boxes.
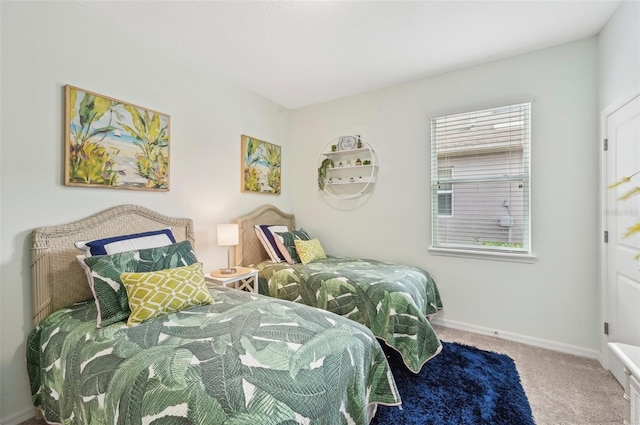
[241,134,281,195]
[64,85,170,191]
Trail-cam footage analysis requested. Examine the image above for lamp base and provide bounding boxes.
[219,267,237,275]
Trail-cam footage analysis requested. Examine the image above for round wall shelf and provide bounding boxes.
[318,136,378,199]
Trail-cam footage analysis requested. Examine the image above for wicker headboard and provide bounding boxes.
[31,204,194,324]
[235,204,295,267]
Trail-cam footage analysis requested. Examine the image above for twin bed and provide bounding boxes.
[27,204,443,424]
[235,205,443,373]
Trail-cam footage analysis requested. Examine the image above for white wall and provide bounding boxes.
[289,38,601,356]
[598,0,640,111]
[0,2,291,422]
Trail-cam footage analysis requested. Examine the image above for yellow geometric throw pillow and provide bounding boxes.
[294,238,327,265]
[120,262,214,326]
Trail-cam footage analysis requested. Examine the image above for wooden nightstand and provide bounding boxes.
[205,267,258,292]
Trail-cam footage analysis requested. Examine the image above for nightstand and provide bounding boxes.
[205,267,258,292]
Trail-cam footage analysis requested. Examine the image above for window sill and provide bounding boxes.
[428,246,537,264]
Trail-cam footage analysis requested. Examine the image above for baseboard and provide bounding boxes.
[431,317,601,361]
[1,407,36,425]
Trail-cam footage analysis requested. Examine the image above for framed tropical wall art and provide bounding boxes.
[64,85,170,191]
[241,134,281,195]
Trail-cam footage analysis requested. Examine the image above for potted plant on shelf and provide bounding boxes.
[318,158,334,190]
[363,159,371,165]
[355,158,362,166]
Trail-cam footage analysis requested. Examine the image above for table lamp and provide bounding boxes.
[217,223,239,274]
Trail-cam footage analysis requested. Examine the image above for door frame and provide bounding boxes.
[600,93,640,370]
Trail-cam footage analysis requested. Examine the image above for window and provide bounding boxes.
[437,167,453,217]
[430,102,531,255]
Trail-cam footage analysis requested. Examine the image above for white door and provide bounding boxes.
[606,96,640,385]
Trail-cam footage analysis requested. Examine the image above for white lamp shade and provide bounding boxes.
[217,224,239,246]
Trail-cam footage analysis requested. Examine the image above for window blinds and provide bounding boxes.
[430,102,531,253]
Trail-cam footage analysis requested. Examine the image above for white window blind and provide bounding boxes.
[430,102,531,254]
[437,167,453,217]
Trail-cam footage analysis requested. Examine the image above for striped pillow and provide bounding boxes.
[254,224,288,262]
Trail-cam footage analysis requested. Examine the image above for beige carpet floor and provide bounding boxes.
[21,326,625,425]
[434,325,626,425]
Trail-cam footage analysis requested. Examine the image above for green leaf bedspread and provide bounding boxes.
[27,286,400,425]
[256,257,444,373]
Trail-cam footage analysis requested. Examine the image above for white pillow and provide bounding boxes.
[254,224,289,262]
[75,227,176,257]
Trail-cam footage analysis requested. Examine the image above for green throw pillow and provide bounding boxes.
[294,238,327,265]
[79,240,198,327]
[121,262,214,326]
[275,229,310,264]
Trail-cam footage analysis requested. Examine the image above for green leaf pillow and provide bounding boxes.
[275,229,310,264]
[78,240,198,327]
[121,262,214,326]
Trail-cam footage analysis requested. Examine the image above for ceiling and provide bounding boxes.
[82,0,622,109]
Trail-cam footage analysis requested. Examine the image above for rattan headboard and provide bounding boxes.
[235,204,295,267]
[31,204,194,324]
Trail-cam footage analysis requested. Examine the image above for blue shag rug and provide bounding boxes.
[372,341,535,425]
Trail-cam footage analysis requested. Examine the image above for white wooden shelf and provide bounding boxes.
[609,342,640,425]
[326,176,377,185]
[318,136,378,200]
[323,147,371,157]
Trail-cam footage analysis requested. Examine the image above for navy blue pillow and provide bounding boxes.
[82,228,177,256]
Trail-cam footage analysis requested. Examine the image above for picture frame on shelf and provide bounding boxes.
[337,135,358,151]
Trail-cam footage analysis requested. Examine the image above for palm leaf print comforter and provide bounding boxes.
[27,287,400,425]
[256,257,444,373]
